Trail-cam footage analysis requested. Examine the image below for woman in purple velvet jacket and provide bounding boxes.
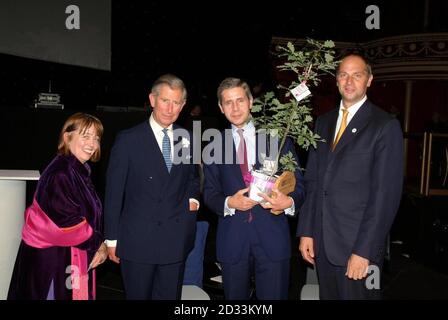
[8,113,107,300]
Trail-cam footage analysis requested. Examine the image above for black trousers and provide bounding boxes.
[316,240,382,300]
[121,259,185,300]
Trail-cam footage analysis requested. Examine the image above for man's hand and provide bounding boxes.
[258,187,293,212]
[299,237,315,265]
[227,187,258,211]
[346,254,369,280]
[189,201,199,211]
[107,246,120,264]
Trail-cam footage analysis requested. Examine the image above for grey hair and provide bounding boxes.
[151,74,187,101]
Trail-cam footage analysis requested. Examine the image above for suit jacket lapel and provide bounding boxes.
[253,130,283,174]
[254,132,263,171]
[143,122,170,180]
[323,109,339,164]
[325,109,339,148]
[170,124,184,177]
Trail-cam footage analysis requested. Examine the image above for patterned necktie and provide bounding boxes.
[237,128,248,182]
[332,108,349,151]
[237,128,253,222]
[162,128,172,172]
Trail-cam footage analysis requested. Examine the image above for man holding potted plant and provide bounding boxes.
[203,77,305,300]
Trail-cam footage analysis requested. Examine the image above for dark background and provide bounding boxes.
[1,1,447,111]
[2,0,447,193]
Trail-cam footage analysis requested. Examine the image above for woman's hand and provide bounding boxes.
[88,243,108,270]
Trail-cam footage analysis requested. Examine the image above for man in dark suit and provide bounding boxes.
[104,74,200,299]
[297,54,404,299]
[203,78,305,299]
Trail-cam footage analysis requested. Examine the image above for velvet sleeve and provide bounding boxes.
[36,171,86,229]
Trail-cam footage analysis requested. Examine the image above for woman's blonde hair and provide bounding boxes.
[57,113,104,162]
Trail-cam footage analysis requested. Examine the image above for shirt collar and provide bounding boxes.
[149,113,173,134]
[339,95,367,116]
[231,120,255,136]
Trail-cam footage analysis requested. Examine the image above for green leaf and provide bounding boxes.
[250,38,337,165]
[324,40,335,48]
[251,104,262,113]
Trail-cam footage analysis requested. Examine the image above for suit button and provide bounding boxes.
[157,221,162,226]
[323,191,328,196]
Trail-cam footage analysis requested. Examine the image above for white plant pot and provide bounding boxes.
[248,170,277,202]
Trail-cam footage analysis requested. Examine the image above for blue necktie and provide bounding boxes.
[162,128,172,172]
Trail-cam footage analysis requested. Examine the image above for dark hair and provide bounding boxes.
[217,77,253,106]
[57,113,103,162]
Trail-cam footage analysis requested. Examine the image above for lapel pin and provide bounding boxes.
[352,128,357,133]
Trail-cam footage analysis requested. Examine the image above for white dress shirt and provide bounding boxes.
[149,114,174,158]
[333,95,367,142]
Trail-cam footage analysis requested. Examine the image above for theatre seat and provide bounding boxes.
[300,266,319,300]
[181,285,210,300]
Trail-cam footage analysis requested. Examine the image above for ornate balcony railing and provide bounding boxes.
[271,33,448,81]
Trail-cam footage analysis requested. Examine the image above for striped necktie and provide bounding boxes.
[237,128,253,222]
[237,128,249,183]
[162,128,172,172]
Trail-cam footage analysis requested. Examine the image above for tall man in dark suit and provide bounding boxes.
[104,74,200,299]
[297,54,404,299]
[203,78,305,299]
